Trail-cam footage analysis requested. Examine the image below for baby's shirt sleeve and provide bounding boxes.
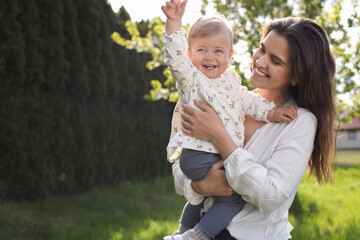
[163,29,196,103]
[240,83,276,122]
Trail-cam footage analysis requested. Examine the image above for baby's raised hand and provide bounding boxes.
[161,0,188,21]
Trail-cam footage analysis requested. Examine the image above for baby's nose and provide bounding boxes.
[205,54,215,60]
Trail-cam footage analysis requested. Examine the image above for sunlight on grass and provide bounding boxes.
[0,151,359,240]
[106,219,179,240]
[109,232,123,240]
[289,158,360,239]
[131,220,178,240]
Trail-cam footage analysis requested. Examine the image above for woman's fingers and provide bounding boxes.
[210,160,224,170]
[182,103,196,115]
[209,161,234,196]
[195,160,233,196]
[181,105,194,135]
[181,120,193,136]
[194,99,211,112]
[181,105,193,120]
[181,100,223,141]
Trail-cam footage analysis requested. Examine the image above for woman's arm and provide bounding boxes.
[191,161,234,196]
[172,157,234,200]
[181,100,317,212]
[225,111,317,212]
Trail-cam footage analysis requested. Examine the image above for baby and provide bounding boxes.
[162,0,297,239]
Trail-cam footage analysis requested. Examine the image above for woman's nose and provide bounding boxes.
[255,56,266,68]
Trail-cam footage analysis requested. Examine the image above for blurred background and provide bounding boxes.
[0,0,359,239]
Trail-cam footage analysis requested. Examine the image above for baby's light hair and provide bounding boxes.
[188,15,234,49]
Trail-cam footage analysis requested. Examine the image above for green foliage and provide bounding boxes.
[112,0,360,118]
[111,17,181,102]
[0,0,174,201]
[0,0,48,200]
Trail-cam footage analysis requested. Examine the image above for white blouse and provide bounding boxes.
[163,29,275,162]
[172,98,317,239]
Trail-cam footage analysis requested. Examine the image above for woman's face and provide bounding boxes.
[250,30,294,93]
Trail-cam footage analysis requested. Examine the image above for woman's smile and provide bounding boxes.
[254,67,269,78]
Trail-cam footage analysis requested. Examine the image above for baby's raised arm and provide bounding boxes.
[161,0,188,34]
[267,105,297,123]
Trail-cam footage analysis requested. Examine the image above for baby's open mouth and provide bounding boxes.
[204,64,216,70]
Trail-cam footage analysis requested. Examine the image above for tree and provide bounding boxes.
[111,0,360,118]
[0,1,174,201]
[0,0,29,200]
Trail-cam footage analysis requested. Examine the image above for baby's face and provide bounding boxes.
[188,34,234,79]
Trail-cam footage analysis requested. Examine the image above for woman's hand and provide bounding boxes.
[191,161,234,197]
[182,99,238,160]
[181,99,223,142]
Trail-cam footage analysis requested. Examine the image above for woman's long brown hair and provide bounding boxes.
[263,18,338,184]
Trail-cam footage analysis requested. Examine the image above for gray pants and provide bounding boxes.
[179,149,245,239]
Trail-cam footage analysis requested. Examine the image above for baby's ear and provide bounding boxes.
[229,49,234,61]
[187,48,191,59]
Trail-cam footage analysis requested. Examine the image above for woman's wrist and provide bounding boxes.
[211,128,238,160]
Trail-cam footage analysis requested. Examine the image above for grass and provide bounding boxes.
[335,150,360,167]
[289,155,360,239]
[0,178,186,240]
[0,150,359,240]
[289,150,360,239]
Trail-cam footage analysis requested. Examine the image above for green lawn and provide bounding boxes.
[0,178,186,240]
[289,150,360,239]
[0,151,359,240]
[335,150,360,166]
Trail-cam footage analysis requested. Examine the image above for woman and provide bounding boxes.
[172,17,338,239]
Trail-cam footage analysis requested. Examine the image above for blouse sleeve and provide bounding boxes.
[223,111,317,212]
[163,29,196,103]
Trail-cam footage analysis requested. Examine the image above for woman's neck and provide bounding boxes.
[256,89,291,106]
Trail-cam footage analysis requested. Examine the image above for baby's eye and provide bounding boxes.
[198,49,205,53]
[215,49,223,54]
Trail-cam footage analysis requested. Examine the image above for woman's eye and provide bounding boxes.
[271,58,280,65]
